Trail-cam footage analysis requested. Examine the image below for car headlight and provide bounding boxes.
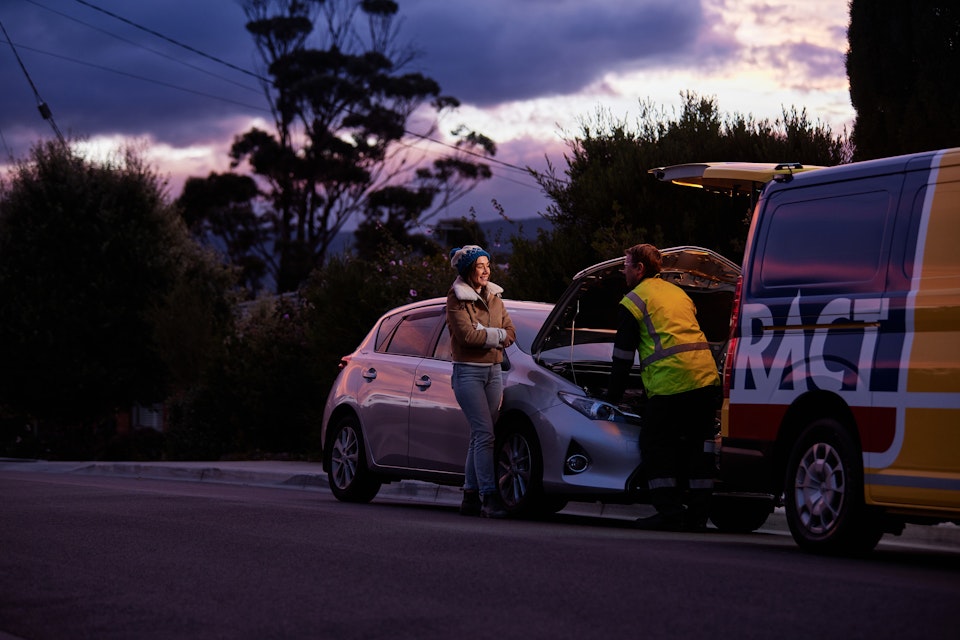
[558,391,638,422]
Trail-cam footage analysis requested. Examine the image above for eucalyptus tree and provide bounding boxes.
[180,0,494,293]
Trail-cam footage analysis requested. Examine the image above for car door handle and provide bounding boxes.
[362,368,377,381]
[415,375,431,389]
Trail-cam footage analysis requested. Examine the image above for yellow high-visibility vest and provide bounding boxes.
[620,276,720,397]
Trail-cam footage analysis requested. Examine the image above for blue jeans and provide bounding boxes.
[452,363,503,497]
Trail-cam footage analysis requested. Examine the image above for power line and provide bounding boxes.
[26,0,262,95]
[0,19,65,146]
[404,128,537,178]
[0,39,272,114]
[71,0,268,83]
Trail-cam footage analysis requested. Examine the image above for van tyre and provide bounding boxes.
[327,414,382,503]
[784,419,883,555]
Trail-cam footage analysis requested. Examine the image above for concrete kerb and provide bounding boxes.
[2,458,958,548]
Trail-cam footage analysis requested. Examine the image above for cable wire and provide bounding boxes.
[71,0,269,82]
[0,19,65,145]
[26,0,262,95]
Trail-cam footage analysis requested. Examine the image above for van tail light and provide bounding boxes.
[722,275,743,399]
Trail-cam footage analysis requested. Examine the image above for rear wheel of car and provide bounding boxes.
[784,419,883,555]
[495,422,545,517]
[708,495,772,533]
[327,414,381,503]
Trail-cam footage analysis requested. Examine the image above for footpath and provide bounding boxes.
[2,457,959,549]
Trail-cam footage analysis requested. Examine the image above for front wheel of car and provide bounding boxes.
[784,419,883,555]
[495,422,545,517]
[327,414,382,503]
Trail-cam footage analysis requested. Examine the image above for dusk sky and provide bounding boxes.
[0,0,853,227]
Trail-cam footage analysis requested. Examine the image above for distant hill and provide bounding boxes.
[330,216,554,256]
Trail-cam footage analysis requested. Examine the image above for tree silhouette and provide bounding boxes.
[179,0,494,293]
[847,0,960,160]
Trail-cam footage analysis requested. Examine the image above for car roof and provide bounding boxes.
[375,296,551,314]
[647,161,826,195]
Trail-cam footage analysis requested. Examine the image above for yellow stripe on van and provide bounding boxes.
[907,151,960,394]
[863,481,960,513]
[894,408,960,472]
[872,149,960,509]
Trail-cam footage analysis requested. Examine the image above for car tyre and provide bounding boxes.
[784,419,883,555]
[327,414,382,503]
[495,422,544,517]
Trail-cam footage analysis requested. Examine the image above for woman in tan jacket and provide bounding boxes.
[446,245,516,518]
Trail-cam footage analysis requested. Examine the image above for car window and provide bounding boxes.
[756,188,892,292]
[383,309,444,357]
[375,312,403,352]
[434,327,453,361]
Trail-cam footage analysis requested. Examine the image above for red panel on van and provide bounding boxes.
[851,406,896,454]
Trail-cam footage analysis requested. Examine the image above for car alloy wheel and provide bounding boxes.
[327,414,381,503]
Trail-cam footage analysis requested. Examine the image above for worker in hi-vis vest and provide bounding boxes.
[607,243,720,532]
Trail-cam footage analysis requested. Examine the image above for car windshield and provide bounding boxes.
[505,305,551,354]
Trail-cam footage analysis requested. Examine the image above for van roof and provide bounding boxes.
[648,162,826,195]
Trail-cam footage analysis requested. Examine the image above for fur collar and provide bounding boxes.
[451,276,504,302]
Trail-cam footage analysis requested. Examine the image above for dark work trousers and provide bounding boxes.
[641,385,720,520]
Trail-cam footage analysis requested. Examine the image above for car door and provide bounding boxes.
[355,307,444,468]
[406,322,471,474]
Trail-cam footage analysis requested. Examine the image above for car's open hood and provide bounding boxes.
[531,246,741,358]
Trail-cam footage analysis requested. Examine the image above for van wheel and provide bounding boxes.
[708,496,772,533]
[327,414,381,503]
[495,423,544,517]
[784,419,883,555]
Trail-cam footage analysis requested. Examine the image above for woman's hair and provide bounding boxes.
[625,243,662,276]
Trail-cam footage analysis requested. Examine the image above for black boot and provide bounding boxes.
[481,492,508,519]
[460,489,481,516]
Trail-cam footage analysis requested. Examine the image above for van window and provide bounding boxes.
[757,189,892,292]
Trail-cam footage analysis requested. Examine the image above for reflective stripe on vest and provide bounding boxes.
[620,278,720,397]
[622,289,711,369]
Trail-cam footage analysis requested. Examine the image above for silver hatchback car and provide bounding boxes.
[321,246,741,518]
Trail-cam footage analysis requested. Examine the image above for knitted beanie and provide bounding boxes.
[449,245,491,277]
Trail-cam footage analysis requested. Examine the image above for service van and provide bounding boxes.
[651,148,960,553]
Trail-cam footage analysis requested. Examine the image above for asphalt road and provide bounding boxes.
[2,462,959,640]
[3,457,958,548]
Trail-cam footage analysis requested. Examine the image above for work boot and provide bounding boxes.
[684,492,712,532]
[481,492,508,519]
[460,489,481,516]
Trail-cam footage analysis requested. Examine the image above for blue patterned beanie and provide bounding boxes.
[449,245,491,278]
